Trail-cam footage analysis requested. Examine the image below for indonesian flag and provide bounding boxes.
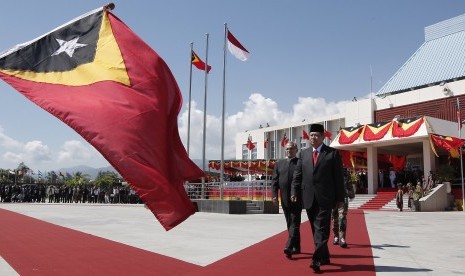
[246,136,255,150]
[191,50,211,73]
[0,5,204,230]
[227,29,250,61]
[338,125,364,144]
[363,121,392,141]
[280,133,289,147]
[303,130,310,140]
[392,116,424,138]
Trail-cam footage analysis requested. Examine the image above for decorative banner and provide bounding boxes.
[392,116,424,138]
[208,159,276,174]
[338,125,364,144]
[363,121,392,141]
[429,134,465,158]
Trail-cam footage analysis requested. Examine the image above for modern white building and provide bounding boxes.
[235,12,465,194]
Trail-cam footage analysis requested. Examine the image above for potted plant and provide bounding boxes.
[436,164,456,184]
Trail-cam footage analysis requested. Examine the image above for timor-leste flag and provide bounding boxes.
[338,125,364,144]
[363,121,392,141]
[392,116,424,138]
[0,6,205,231]
[191,50,211,73]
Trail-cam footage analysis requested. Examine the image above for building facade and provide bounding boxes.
[235,12,465,194]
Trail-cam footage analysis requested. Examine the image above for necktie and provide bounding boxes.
[313,150,318,166]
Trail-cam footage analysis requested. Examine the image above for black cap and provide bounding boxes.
[309,123,324,133]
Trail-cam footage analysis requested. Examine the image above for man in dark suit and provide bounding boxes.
[272,141,302,259]
[291,123,345,273]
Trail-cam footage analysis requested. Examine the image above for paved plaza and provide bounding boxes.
[0,204,464,275]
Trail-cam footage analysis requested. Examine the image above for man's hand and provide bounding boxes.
[290,195,297,202]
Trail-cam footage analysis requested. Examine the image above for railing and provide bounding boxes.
[185,180,273,201]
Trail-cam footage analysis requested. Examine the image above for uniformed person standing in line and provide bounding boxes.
[331,168,355,248]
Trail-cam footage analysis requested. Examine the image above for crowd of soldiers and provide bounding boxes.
[0,183,143,204]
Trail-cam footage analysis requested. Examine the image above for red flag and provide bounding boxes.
[280,134,289,147]
[324,130,332,140]
[191,50,211,73]
[227,29,250,61]
[0,7,204,230]
[246,136,255,150]
[302,130,310,140]
[264,138,269,149]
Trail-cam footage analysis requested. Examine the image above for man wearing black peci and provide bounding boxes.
[291,123,345,273]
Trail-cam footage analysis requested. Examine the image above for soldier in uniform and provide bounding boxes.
[331,168,355,248]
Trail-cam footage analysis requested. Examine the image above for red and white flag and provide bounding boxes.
[227,29,250,61]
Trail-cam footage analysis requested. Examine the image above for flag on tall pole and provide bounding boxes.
[226,28,250,61]
[0,4,204,230]
[192,50,211,73]
[220,23,251,199]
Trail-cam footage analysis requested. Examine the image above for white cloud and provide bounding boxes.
[57,140,93,163]
[0,92,348,170]
[178,92,347,161]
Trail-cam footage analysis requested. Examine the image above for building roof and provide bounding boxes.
[376,13,465,97]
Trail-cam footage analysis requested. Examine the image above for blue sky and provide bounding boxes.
[1,0,465,171]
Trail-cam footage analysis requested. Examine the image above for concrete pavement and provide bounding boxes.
[0,203,464,275]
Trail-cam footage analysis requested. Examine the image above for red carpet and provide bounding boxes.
[0,208,375,275]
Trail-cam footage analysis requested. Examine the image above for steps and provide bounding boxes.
[348,194,376,209]
[359,189,397,210]
[246,200,263,214]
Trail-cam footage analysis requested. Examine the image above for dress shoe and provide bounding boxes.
[283,248,292,259]
[340,238,347,248]
[333,236,339,245]
[310,260,321,273]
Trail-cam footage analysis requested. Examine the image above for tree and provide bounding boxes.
[64,171,90,187]
[93,171,122,190]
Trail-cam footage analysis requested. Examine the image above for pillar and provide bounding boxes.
[367,145,378,194]
[423,139,435,179]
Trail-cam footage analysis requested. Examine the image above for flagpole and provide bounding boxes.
[187,42,194,157]
[201,33,209,199]
[220,23,228,200]
[458,98,465,211]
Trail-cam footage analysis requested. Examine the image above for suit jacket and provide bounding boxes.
[272,157,300,208]
[291,144,345,210]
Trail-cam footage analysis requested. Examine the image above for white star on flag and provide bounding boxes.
[52,37,87,57]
